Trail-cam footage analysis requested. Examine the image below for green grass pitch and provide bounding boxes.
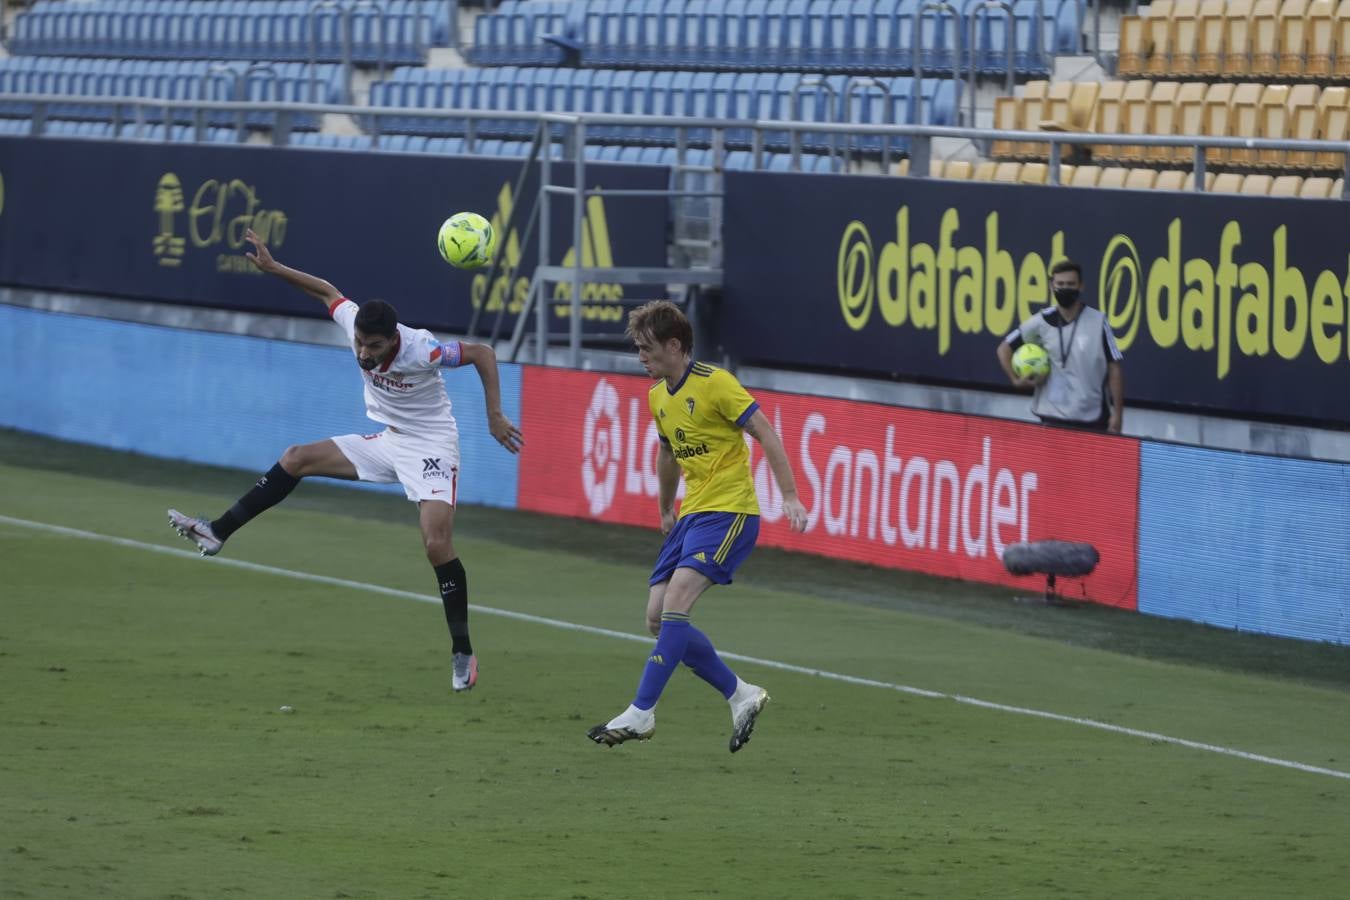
[2,430,1349,899]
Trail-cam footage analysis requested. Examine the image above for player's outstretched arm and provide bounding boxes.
[744,409,808,532]
[459,342,524,454]
[244,228,342,307]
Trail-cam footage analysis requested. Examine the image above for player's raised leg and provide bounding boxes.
[657,568,768,754]
[167,438,358,556]
[420,496,477,692]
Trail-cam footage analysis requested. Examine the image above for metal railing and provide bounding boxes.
[4,94,1348,191]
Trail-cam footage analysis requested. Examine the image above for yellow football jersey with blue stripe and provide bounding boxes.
[649,361,761,518]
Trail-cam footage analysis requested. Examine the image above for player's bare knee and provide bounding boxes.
[278,444,311,477]
[646,616,662,636]
[423,534,455,564]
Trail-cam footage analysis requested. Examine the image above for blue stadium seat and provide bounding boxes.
[473,10,502,65]
[723,149,752,170]
[634,2,664,68]
[1054,0,1081,53]
[919,78,961,126]
[844,74,911,152]
[1011,0,1052,74]
[672,0,703,68]
[916,0,962,74]
[617,69,653,141]
[684,70,716,142]
[781,0,809,69]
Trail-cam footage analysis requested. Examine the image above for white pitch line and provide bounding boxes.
[5,513,1349,783]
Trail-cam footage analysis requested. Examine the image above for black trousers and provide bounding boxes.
[1036,413,1110,433]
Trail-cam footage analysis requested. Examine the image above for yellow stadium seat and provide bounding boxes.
[972,161,999,180]
[1213,172,1246,192]
[1315,86,1348,170]
[1070,165,1102,186]
[1016,80,1050,160]
[1241,173,1275,193]
[895,158,911,175]
[1250,0,1282,76]
[1068,83,1102,133]
[1303,0,1336,75]
[1147,81,1183,162]
[1030,81,1075,160]
[1335,0,1350,78]
[992,96,1022,160]
[1270,174,1305,193]
[1154,169,1188,190]
[1040,80,1075,128]
[1097,167,1131,189]
[1258,84,1292,168]
[1117,14,1151,76]
[1277,0,1312,76]
[1056,163,1077,184]
[1175,82,1209,166]
[1170,0,1202,74]
[1195,0,1229,75]
[994,162,1023,182]
[942,160,974,180]
[1227,82,1265,165]
[1183,170,1219,190]
[1223,0,1257,76]
[1146,0,1178,74]
[1333,177,1344,196]
[1202,82,1236,165]
[1093,81,1128,161]
[1125,168,1160,189]
[1284,83,1321,168]
[1300,175,1335,195]
[1119,80,1155,163]
[1019,163,1049,184]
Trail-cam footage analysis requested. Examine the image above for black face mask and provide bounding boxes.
[1053,287,1081,307]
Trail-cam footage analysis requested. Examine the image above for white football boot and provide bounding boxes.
[167,509,223,557]
[452,652,478,693]
[587,703,656,746]
[728,679,770,753]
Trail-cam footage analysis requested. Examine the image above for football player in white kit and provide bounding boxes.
[168,229,523,694]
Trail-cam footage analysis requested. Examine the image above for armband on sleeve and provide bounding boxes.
[431,341,463,368]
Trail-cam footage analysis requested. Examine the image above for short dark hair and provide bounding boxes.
[1049,259,1083,281]
[354,300,399,338]
[626,300,693,354]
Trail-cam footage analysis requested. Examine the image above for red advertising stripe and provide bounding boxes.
[519,366,1139,609]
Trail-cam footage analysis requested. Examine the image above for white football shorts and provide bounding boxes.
[332,429,460,505]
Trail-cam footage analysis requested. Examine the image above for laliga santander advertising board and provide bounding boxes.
[518,368,1140,609]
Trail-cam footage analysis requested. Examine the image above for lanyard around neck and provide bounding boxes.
[1057,309,1082,366]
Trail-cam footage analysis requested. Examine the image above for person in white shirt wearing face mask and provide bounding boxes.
[996,259,1126,433]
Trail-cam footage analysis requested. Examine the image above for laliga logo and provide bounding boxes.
[581,379,621,515]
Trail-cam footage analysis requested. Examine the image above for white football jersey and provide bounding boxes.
[330,298,461,444]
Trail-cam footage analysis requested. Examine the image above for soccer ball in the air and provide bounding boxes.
[1011,343,1051,380]
[437,212,497,270]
